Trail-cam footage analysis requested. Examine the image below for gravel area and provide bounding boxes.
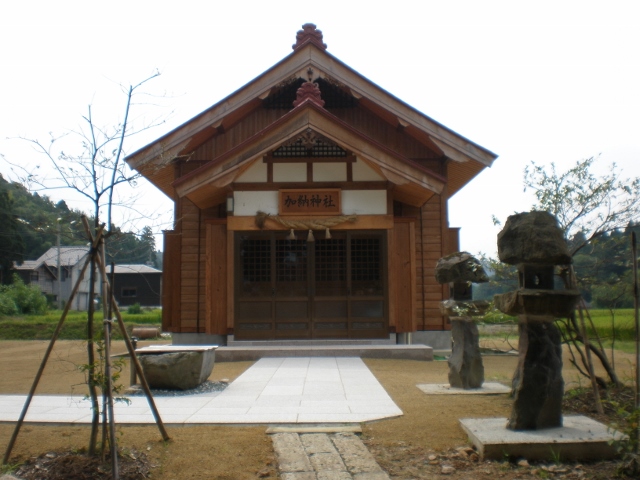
[125,380,228,397]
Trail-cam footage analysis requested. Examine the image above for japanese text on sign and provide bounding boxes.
[279,189,341,215]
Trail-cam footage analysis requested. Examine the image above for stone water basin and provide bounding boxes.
[135,345,218,390]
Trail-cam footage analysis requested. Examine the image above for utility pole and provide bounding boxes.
[57,219,62,310]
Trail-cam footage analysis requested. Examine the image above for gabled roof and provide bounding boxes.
[174,100,446,208]
[13,260,39,271]
[113,264,162,274]
[126,24,497,203]
[14,251,160,276]
[36,246,89,268]
[12,246,89,279]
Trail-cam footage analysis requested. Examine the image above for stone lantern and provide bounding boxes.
[493,211,580,430]
[435,252,489,389]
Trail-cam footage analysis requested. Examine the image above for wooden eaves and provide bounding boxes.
[125,35,497,201]
[172,98,447,210]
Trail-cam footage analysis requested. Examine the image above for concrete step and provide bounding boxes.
[227,338,395,347]
[215,344,433,362]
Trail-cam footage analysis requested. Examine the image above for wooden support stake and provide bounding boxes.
[631,232,639,464]
[93,250,170,442]
[2,226,105,465]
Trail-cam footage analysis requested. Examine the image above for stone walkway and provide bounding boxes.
[271,432,390,480]
[0,357,401,425]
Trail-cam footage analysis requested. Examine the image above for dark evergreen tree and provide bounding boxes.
[0,175,25,284]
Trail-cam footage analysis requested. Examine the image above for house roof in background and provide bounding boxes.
[111,265,162,274]
[13,260,39,271]
[14,251,161,275]
[36,246,90,268]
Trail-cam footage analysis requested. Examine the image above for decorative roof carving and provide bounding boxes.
[274,128,347,157]
[290,128,323,149]
[293,81,325,108]
[292,23,327,51]
[321,75,347,90]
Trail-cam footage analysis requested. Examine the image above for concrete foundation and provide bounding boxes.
[412,330,452,351]
[215,344,433,362]
[168,332,443,361]
[172,332,227,346]
[460,415,624,461]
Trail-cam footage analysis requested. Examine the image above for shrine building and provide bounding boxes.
[126,24,497,348]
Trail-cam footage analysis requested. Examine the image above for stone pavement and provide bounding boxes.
[0,357,402,425]
[271,432,390,480]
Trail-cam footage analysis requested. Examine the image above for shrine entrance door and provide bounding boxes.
[234,230,388,340]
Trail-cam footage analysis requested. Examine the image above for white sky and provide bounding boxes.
[1,0,638,256]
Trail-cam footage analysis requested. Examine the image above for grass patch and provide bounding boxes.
[0,309,162,340]
[480,308,636,341]
[481,310,517,324]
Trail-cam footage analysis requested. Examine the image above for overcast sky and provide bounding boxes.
[1,0,638,256]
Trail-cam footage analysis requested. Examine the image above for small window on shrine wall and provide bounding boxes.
[122,287,137,298]
[30,272,39,282]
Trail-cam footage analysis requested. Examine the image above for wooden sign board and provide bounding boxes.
[279,189,341,216]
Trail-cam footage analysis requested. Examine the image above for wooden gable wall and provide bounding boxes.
[189,100,445,169]
[329,105,442,161]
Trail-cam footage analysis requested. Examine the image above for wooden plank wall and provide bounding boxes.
[390,219,416,333]
[176,198,207,332]
[414,194,448,331]
[161,230,181,332]
[205,221,227,335]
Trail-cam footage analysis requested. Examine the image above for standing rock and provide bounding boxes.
[448,320,484,389]
[497,211,572,265]
[435,252,489,284]
[435,251,488,390]
[507,319,564,430]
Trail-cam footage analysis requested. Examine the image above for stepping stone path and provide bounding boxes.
[271,432,390,479]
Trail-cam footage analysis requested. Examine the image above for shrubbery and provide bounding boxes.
[126,302,142,314]
[0,275,48,316]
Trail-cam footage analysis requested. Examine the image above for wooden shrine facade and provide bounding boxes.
[126,24,497,342]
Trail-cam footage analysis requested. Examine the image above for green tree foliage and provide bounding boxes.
[106,225,157,266]
[1,175,87,258]
[0,175,25,284]
[524,155,640,255]
[573,224,640,308]
[0,175,161,268]
[0,275,47,315]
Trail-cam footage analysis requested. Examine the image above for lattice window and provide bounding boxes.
[275,239,307,282]
[351,238,381,281]
[315,239,346,282]
[240,239,271,283]
[351,237,382,296]
[272,140,347,158]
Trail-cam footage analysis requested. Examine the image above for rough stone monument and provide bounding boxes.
[493,211,580,430]
[435,252,489,389]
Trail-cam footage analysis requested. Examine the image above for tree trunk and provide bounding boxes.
[87,247,100,455]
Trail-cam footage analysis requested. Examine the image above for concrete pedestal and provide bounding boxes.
[460,416,624,461]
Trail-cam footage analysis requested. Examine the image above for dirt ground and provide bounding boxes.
[0,339,637,479]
